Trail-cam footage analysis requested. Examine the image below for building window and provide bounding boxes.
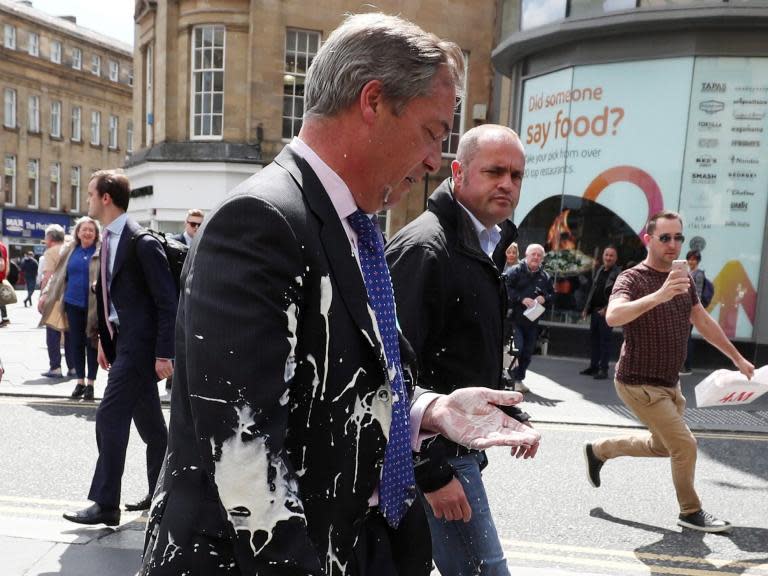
[126,120,133,153]
[27,31,39,56]
[442,52,469,157]
[71,106,81,141]
[28,95,40,132]
[72,47,82,70]
[50,40,61,63]
[70,166,80,212]
[50,101,61,137]
[128,68,133,86]
[145,44,153,146]
[49,162,60,210]
[27,159,39,208]
[91,54,101,76]
[4,88,16,128]
[108,115,118,149]
[109,59,119,82]
[90,110,100,145]
[4,24,15,49]
[3,155,16,206]
[282,29,320,139]
[191,25,225,139]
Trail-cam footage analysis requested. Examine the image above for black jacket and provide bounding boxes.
[503,261,554,326]
[386,179,527,493]
[584,265,621,314]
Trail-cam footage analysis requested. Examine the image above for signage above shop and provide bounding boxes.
[1,208,73,239]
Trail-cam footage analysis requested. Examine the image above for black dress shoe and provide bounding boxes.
[70,384,86,399]
[125,494,152,511]
[63,503,120,526]
[82,386,94,401]
[580,366,598,376]
[594,370,608,380]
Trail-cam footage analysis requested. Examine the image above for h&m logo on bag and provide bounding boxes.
[719,391,755,404]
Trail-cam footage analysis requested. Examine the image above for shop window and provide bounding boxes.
[191,25,225,139]
[521,0,567,30]
[282,28,320,139]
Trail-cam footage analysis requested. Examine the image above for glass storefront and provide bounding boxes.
[516,56,768,340]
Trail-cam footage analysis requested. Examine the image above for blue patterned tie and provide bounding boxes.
[347,209,415,528]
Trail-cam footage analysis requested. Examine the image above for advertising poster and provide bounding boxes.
[517,58,694,322]
[679,57,768,339]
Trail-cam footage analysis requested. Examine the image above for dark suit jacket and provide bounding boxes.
[170,232,187,246]
[95,217,177,379]
[141,147,425,575]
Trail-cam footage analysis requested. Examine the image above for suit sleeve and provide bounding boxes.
[181,195,321,573]
[135,236,178,359]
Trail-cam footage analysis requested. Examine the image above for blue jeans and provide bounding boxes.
[46,326,74,372]
[513,322,538,382]
[421,452,509,576]
[64,302,98,380]
[589,311,613,371]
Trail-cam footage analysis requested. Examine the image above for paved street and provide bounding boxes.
[1,292,766,575]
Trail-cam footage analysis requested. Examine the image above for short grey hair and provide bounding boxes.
[456,125,522,167]
[304,12,464,118]
[45,224,65,243]
[525,243,545,257]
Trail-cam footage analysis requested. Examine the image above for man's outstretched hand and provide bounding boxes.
[421,388,541,455]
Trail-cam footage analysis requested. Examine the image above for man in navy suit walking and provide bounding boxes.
[63,169,177,525]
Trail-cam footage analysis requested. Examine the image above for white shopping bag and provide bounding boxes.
[694,365,768,408]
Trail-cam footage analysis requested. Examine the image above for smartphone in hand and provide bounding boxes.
[671,259,689,275]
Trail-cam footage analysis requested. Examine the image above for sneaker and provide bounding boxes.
[679,369,693,376]
[584,443,604,488]
[594,370,608,380]
[580,366,598,376]
[677,510,731,533]
[513,380,530,393]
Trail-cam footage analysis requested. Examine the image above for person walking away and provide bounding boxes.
[681,249,710,375]
[21,252,38,307]
[0,240,9,326]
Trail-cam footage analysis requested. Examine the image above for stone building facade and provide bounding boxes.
[0,0,133,258]
[128,0,501,235]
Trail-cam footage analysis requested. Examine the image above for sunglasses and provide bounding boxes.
[186,221,202,228]
[652,233,685,244]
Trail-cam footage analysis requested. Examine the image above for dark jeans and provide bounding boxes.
[64,302,98,380]
[513,322,539,382]
[0,304,6,320]
[24,281,35,304]
[589,311,613,371]
[46,326,74,372]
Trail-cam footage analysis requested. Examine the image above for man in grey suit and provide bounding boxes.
[141,14,537,576]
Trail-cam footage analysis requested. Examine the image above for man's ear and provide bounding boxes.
[451,159,463,186]
[359,80,385,125]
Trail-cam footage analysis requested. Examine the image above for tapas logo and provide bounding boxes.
[699,100,725,114]
[698,121,722,131]
[691,172,717,184]
[728,188,755,196]
[728,171,757,180]
[730,201,749,212]
[695,154,717,167]
[730,155,759,165]
[731,139,760,147]
[698,138,719,148]
[701,82,726,93]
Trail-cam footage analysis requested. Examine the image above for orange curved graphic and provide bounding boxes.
[583,166,664,238]
[709,260,757,338]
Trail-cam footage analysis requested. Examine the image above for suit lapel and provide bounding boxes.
[275,148,384,360]
[110,218,137,284]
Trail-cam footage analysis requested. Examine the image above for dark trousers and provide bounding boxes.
[88,336,167,509]
[513,322,539,381]
[46,326,74,371]
[64,302,98,380]
[24,281,35,304]
[349,504,432,576]
[589,311,613,371]
[0,304,6,320]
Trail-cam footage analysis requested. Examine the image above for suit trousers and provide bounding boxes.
[589,311,613,371]
[592,380,701,515]
[88,336,168,509]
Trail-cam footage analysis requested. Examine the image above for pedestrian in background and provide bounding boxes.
[171,208,204,246]
[0,239,9,327]
[680,249,709,375]
[38,225,75,378]
[39,217,101,401]
[584,210,754,533]
[504,244,554,393]
[21,252,38,307]
[387,124,539,576]
[503,241,519,273]
[580,245,621,380]
[63,169,176,526]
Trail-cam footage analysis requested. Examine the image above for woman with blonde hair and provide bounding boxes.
[40,216,101,400]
